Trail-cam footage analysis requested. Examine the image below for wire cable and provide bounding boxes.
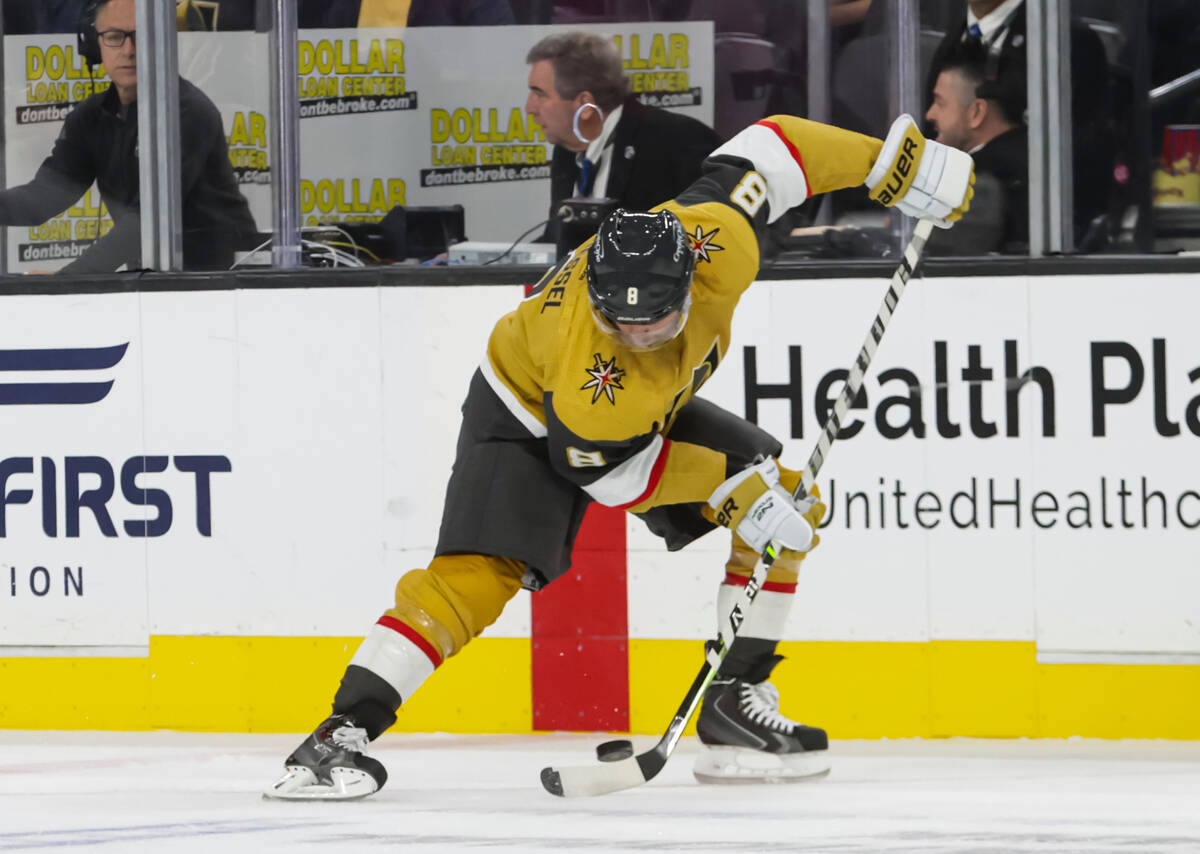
[300,238,364,268]
[233,225,374,269]
[481,220,550,266]
[324,240,381,262]
[302,224,362,260]
[229,234,273,269]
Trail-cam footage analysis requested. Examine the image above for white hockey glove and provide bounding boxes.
[865,114,975,228]
[707,458,816,555]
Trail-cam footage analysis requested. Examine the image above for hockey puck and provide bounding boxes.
[596,739,634,762]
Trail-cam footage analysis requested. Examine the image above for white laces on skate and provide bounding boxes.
[329,724,370,754]
[739,681,795,734]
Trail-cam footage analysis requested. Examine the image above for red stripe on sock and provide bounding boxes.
[763,580,797,593]
[723,572,797,594]
[377,615,443,668]
[755,119,813,199]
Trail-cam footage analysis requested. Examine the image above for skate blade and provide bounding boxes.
[263,765,380,801]
[693,745,831,785]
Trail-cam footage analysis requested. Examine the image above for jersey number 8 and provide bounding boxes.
[731,171,768,218]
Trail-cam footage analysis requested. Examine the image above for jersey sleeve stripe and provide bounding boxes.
[756,119,812,199]
[582,433,667,507]
[709,122,811,222]
[480,353,547,438]
[612,437,672,510]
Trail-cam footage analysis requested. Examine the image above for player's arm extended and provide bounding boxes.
[673,115,973,244]
[718,115,886,200]
[672,116,882,234]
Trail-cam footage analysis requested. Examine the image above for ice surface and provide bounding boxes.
[1,731,1198,853]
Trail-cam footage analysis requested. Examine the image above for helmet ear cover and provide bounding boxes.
[586,209,695,327]
[77,0,105,68]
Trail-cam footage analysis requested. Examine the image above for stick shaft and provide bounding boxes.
[797,218,933,499]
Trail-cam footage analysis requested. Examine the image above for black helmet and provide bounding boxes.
[586,209,695,327]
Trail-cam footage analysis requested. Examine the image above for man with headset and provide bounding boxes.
[524,31,723,251]
[0,0,256,273]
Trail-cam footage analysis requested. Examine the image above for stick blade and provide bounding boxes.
[540,749,666,797]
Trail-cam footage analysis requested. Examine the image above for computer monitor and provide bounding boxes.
[381,205,467,261]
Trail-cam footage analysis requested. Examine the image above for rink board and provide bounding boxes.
[1,636,1198,738]
[0,273,1197,736]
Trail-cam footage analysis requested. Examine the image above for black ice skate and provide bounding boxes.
[694,677,831,783]
[264,713,387,800]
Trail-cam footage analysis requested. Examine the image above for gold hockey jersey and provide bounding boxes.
[481,116,886,513]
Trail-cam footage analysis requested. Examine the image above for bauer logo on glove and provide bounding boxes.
[716,496,738,527]
[865,114,976,228]
[872,132,923,206]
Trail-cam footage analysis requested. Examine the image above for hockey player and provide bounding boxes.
[265,113,974,799]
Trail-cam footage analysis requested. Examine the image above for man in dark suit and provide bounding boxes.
[525,31,722,249]
[924,0,1115,247]
[925,39,1027,255]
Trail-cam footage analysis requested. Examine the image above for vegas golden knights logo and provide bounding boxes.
[581,353,625,404]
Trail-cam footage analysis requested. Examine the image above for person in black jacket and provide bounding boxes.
[0,0,256,273]
[925,38,1027,255]
[524,31,722,249]
[923,0,1115,247]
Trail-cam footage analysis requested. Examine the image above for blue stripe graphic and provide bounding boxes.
[0,343,128,371]
[0,343,127,405]
[0,381,115,405]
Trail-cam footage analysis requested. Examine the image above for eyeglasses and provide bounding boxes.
[96,28,136,48]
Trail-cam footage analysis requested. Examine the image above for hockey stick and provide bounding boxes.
[540,219,935,798]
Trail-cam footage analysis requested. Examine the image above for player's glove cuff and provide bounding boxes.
[708,459,815,554]
[865,114,976,228]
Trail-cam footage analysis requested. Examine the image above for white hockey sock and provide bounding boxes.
[716,572,795,644]
[349,616,440,704]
